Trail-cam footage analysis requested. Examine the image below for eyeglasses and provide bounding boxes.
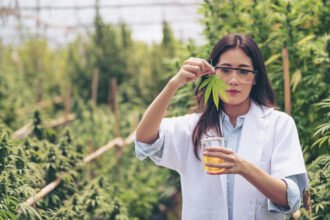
[214,66,257,83]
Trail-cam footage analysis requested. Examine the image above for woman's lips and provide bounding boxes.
[226,89,240,96]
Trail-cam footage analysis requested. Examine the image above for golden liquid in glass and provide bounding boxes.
[203,156,225,173]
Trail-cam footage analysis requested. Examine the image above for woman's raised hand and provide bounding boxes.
[169,58,215,89]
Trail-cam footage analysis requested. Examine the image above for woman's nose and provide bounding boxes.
[227,73,240,85]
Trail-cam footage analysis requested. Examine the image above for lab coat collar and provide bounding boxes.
[220,99,274,121]
[249,99,274,119]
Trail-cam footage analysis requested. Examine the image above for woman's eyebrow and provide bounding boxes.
[218,63,232,66]
[238,64,251,68]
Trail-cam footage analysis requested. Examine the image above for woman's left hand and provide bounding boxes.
[204,147,290,207]
[203,147,246,175]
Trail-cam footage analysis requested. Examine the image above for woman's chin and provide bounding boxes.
[221,97,250,106]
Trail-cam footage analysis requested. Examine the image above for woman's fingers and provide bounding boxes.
[202,147,245,175]
[204,147,234,159]
[181,70,197,82]
[201,59,215,72]
[203,147,236,174]
[204,160,235,175]
[171,57,214,88]
[184,58,214,75]
[204,161,233,169]
[204,153,234,163]
[184,58,206,72]
[205,147,234,154]
[206,169,234,175]
[182,64,202,76]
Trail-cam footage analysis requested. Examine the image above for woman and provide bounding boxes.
[134,34,308,220]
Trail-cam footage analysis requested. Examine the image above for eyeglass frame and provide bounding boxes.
[213,66,257,83]
[214,66,258,75]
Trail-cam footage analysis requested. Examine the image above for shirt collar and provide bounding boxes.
[221,111,246,129]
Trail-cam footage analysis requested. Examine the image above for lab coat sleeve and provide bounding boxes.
[134,113,199,174]
[268,175,303,214]
[134,130,165,162]
[271,114,309,187]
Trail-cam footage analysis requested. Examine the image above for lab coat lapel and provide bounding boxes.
[238,101,267,162]
[220,171,227,216]
[233,101,268,220]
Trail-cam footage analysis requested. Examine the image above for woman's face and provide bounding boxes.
[215,48,256,106]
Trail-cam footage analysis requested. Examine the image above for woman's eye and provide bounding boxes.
[222,68,231,73]
[239,69,249,75]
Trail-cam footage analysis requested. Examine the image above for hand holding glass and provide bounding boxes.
[202,137,226,173]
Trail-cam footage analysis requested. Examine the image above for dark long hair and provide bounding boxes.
[192,34,275,159]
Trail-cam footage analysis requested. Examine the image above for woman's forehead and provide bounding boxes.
[217,48,253,67]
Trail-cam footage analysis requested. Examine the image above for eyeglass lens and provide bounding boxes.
[215,67,255,83]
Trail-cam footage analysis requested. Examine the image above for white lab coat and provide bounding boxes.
[151,101,308,220]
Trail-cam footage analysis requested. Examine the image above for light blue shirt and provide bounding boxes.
[222,112,244,220]
[134,113,306,218]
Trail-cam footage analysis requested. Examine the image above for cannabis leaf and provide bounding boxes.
[199,75,228,110]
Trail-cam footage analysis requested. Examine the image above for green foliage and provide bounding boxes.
[115,19,193,116]
[107,147,172,219]
[161,21,177,57]
[0,40,69,129]
[0,131,41,219]
[313,98,330,152]
[305,155,330,219]
[0,95,179,219]
[199,75,228,109]
[67,11,133,103]
[66,17,186,111]
[69,99,117,147]
[300,98,330,219]
[0,7,189,219]
[0,133,10,173]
